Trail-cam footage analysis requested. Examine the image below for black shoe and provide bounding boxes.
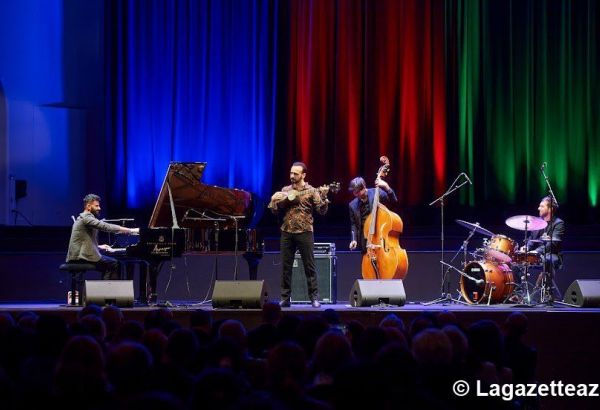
[311,300,321,308]
[279,300,291,308]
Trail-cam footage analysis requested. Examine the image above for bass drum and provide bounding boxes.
[460,260,515,304]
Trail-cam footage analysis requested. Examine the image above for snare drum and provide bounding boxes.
[512,251,543,266]
[460,260,515,304]
[485,234,516,263]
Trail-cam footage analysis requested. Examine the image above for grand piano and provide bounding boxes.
[124,162,262,303]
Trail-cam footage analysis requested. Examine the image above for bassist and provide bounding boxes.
[348,176,397,252]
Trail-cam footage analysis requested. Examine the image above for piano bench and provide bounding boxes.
[59,262,97,306]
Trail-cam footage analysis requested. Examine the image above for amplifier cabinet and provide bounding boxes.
[291,255,337,303]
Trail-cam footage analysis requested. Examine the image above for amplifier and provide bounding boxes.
[292,255,337,303]
[314,242,336,255]
[294,243,335,256]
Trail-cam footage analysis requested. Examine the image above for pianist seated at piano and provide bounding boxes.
[66,194,139,280]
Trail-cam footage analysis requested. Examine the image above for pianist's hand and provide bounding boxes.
[129,227,140,235]
[98,244,113,252]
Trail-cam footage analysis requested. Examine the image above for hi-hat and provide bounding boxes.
[505,215,548,231]
[455,219,494,237]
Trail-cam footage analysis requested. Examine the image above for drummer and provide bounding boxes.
[522,196,565,274]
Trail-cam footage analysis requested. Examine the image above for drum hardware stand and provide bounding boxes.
[520,220,534,305]
[485,284,497,306]
[424,224,478,306]
[425,173,471,305]
[426,262,474,306]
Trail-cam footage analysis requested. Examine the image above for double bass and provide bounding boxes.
[361,156,409,279]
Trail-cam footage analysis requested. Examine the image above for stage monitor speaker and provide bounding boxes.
[212,280,268,309]
[292,255,337,303]
[84,280,134,307]
[349,279,406,307]
[563,280,600,307]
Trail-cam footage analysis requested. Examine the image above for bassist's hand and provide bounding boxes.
[375,178,391,193]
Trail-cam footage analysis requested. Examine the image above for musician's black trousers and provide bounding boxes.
[280,231,319,302]
[94,255,120,280]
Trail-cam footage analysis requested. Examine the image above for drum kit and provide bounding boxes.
[452,215,556,305]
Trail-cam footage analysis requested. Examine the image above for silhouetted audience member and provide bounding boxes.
[411,328,454,407]
[409,313,437,339]
[247,323,279,359]
[276,314,302,342]
[144,308,176,334]
[142,328,168,365]
[16,311,38,332]
[106,341,153,397]
[353,326,387,361]
[267,341,328,409]
[189,309,212,346]
[294,316,329,358]
[503,313,537,384]
[166,328,200,373]
[119,391,185,410]
[442,324,469,369]
[78,314,107,346]
[53,335,108,407]
[379,312,405,333]
[191,368,246,410]
[261,301,282,325]
[217,320,247,352]
[307,330,354,404]
[102,306,124,343]
[18,315,70,409]
[344,319,365,352]
[115,320,145,343]
[78,304,102,319]
[467,320,513,386]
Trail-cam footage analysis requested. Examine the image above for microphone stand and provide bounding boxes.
[539,165,567,306]
[424,174,471,305]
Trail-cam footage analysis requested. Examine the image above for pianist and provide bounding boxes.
[66,194,139,280]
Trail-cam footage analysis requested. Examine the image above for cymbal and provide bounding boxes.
[455,219,494,237]
[505,215,548,231]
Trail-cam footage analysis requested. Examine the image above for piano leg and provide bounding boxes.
[243,251,263,281]
[144,261,160,304]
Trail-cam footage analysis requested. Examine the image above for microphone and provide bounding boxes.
[462,172,473,185]
[475,279,485,285]
[540,162,547,171]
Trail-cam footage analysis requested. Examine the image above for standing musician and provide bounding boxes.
[66,194,139,279]
[524,195,565,278]
[348,176,397,252]
[268,162,330,308]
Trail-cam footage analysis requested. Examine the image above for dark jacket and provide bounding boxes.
[526,216,565,260]
[349,188,397,251]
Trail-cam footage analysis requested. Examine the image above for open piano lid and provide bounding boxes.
[148,162,253,229]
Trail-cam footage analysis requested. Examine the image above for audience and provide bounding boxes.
[0,305,538,410]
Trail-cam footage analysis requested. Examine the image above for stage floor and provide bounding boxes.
[1,299,598,328]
